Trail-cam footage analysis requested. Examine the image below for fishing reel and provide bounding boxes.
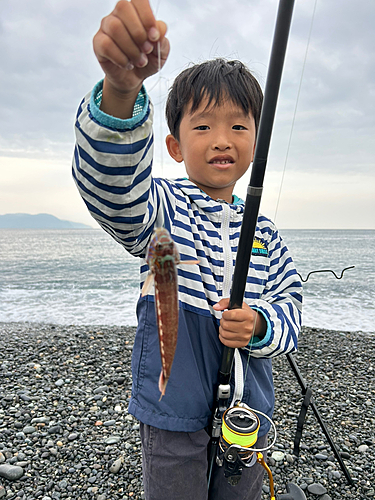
[216,402,271,486]
[216,402,306,500]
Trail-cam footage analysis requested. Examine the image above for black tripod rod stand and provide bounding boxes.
[207,0,295,491]
[286,353,354,486]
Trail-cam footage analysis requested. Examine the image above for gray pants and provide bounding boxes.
[140,423,267,500]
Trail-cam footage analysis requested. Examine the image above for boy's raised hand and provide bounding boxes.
[93,0,169,117]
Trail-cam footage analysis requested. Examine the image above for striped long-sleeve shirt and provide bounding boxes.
[72,81,303,433]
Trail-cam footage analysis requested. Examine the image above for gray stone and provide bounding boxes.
[0,453,5,464]
[109,458,122,474]
[15,461,28,468]
[286,453,294,464]
[0,486,5,499]
[358,444,369,453]
[31,417,50,424]
[271,451,285,462]
[307,483,327,495]
[67,433,78,441]
[93,386,109,394]
[314,453,328,460]
[58,479,68,489]
[55,379,64,387]
[103,420,116,427]
[105,436,121,445]
[48,425,61,435]
[0,464,24,481]
[22,426,36,434]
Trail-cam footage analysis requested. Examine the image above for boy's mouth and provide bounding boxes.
[209,155,234,166]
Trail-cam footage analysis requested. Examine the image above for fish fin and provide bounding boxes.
[141,273,154,297]
[158,370,168,401]
[180,259,200,265]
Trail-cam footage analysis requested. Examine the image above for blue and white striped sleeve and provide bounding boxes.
[248,229,303,358]
[72,81,168,257]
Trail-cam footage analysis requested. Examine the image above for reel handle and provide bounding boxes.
[277,482,306,500]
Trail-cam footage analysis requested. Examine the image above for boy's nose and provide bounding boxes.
[212,135,232,150]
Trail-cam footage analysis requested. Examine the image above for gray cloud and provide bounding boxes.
[0,0,374,181]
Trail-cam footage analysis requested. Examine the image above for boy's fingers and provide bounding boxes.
[222,308,253,323]
[131,0,159,36]
[94,31,130,68]
[219,321,240,335]
[100,13,147,68]
[212,298,230,311]
[155,20,167,40]
[218,331,245,349]
[116,0,161,51]
[113,1,151,50]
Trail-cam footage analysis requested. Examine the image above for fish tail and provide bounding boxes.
[158,370,168,401]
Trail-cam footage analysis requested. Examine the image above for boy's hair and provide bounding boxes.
[166,58,263,141]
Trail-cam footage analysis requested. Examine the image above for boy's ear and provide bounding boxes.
[166,134,183,163]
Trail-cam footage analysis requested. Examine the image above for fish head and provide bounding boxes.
[146,227,179,264]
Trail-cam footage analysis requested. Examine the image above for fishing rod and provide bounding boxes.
[206,0,355,492]
[207,0,298,495]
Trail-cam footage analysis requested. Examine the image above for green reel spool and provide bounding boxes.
[221,405,260,448]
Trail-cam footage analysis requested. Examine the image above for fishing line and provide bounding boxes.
[157,41,164,176]
[273,0,318,225]
[147,39,168,177]
[297,265,355,283]
[154,0,165,176]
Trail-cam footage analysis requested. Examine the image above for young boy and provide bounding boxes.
[73,1,302,498]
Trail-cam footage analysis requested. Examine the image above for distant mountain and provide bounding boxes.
[0,213,92,229]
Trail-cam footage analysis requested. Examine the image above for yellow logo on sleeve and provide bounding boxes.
[252,237,268,256]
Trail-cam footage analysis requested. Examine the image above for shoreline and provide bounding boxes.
[1,320,374,334]
[0,323,374,499]
[0,320,375,341]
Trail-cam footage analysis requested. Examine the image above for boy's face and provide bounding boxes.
[166,97,256,203]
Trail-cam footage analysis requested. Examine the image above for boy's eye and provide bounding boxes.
[232,125,246,130]
[194,125,209,130]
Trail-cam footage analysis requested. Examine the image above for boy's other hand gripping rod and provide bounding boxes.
[207,0,295,489]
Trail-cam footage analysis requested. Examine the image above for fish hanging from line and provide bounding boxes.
[142,227,199,399]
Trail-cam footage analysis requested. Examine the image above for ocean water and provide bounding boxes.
[0,228,374,333]
[281,229,374,333]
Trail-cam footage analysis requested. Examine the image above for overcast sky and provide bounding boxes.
[1,0,374,229]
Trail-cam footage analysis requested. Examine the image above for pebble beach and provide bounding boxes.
[0,322,374,500]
